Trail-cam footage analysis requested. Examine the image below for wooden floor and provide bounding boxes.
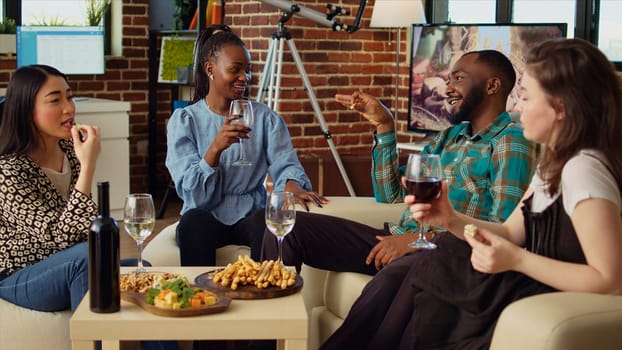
[120,196,182,260]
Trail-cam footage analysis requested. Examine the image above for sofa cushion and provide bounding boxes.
[305,196,406,228]
[300,265,329,314]
[323,271,373,320]
[0,297,71,350]
[142,221,250,266]
[491,292,622,350]
[143,221,181,266]
[310,306,346,350]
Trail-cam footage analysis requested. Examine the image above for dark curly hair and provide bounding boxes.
[461,50,517,98]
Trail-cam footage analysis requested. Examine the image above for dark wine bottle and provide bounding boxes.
[88,181,120,313]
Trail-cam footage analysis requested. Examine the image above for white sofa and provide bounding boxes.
[142,196,622,350]
[0,298,72,350]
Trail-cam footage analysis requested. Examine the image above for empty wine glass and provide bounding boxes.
[405,153,442,250]
[229,99,254,166]
[265,191,296,268]
[123,193,155,273]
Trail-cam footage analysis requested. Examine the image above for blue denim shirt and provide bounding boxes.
[166,99,311,224]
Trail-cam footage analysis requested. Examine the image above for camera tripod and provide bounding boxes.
[256,20,356,196]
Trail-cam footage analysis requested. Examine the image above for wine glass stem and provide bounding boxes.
[277,236,284,265]
[239,138,246,161]
[418,225,426,242]
[136,241,144,271]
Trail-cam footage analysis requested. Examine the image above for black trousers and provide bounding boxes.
[321,234,496,350]
[319,253,416,350]
[176,208,265,266]
[261,211,392,275]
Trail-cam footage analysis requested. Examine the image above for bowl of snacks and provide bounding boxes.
[194,255,303,299]
[121,273,230,317]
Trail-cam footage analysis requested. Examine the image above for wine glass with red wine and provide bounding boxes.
[405,153,442,249]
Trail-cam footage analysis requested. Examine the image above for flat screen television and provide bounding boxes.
[407,23,567,134]
[16,26,105,75]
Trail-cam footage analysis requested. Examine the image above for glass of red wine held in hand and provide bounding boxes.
[406,153,442,249]
[229,99,254,166]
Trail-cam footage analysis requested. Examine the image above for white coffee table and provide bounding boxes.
[70,267,308,350]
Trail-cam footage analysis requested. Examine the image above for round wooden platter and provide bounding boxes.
[194,270,303,299]
[121,292,231,317]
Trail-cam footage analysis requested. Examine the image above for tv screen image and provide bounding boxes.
[17,26,105,75]
[408,23,567,134]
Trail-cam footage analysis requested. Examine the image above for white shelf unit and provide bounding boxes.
[75,97,131,219]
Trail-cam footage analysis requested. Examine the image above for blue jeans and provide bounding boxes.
[0,241,89,311]
[0,242,177,350]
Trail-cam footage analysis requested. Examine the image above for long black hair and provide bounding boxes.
[191,24,247,103]
[0,65,68,156]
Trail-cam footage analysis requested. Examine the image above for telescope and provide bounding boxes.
[259,0,366,33]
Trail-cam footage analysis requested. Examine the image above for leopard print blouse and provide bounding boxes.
[0,139,98,275]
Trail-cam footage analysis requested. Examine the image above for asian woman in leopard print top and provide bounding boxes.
[0,65,101,311]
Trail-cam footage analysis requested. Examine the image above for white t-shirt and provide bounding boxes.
[41,154,72,201]
[530,150,621,215]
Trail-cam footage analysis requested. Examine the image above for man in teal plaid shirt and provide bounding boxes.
[262,50,537,276]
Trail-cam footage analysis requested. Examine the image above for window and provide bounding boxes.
[597,0,622,61]
[17,26,105,74]
[18,0,122,57]
[22,0,86,26]
[448,0,496,23]
[512,0,575,38]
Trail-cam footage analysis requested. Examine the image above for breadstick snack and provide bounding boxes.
[211,255,297,290]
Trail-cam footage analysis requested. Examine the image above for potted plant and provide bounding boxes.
[85,0,111,26]
[0,18,16,55]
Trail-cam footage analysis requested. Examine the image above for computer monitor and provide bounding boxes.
[407,23,567,134]
[16,26,105,75]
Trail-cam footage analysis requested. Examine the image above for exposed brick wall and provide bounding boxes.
[0,0,422,196]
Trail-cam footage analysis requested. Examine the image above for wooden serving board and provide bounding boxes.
[194,270,303,299]
[121,292,231,317]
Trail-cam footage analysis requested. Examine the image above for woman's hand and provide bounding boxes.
[72,124,100,195]
[406,181,456,231]
[335,91,394,133]
[205,118,251,167]
[284,180,329,211]
[71,124,100,173]
[214,118,251,150]
[465,228,523,274]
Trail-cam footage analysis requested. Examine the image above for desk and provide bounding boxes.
[70,267,308,350]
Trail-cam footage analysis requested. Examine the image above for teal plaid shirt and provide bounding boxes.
[371,112,537,234]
